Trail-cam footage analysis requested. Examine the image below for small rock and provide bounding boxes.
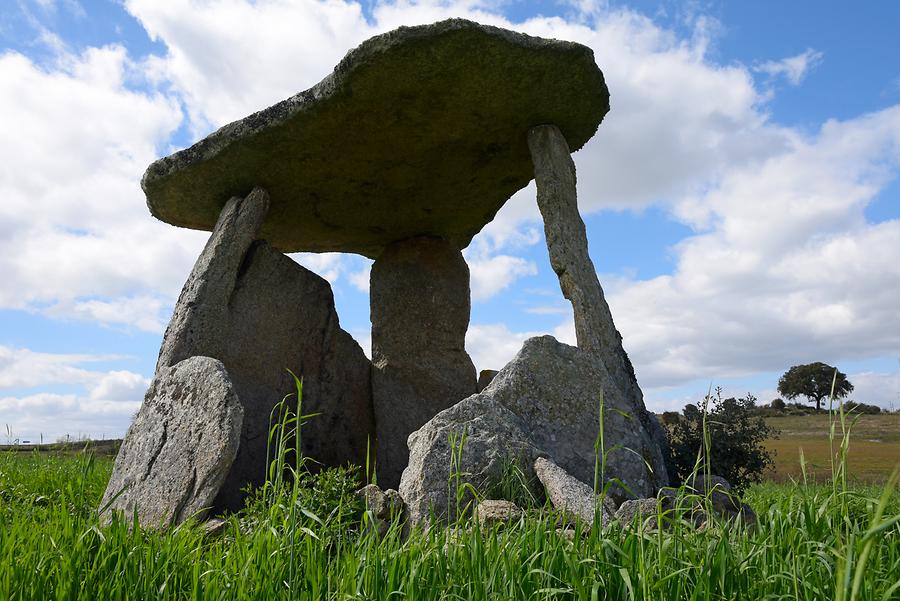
[614,498,664,530]
[202,518,229,538]
[473,500,523,527]
[357,484,405,521]
[555,528,577,542]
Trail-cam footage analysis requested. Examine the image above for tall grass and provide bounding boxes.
[0,374,897,599]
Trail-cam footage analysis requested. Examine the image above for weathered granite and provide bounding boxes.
[473,500,523,527]
[159,188,374,511]
[534,457,614,527]
[399,394,541,528]
[100,356,242,528]
[527,125,673,485]
[142,20,609,257]
[399,335,668,528]
[477,369,499,392]
[371,236,477,488]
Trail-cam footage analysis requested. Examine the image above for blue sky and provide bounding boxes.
[1,0,899,442]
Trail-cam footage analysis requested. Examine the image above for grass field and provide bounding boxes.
[764,414,900,483]
[1,446,898,600]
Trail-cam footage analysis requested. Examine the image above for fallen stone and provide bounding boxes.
[614,498,668,530]
[399,335,669,528]
[473,500,523,527]
[534,457,613,527]
[372,236,476,488]
[158,188,374,511]
[142,20,609,258]
[477,369,499,392]
[202,517,229,538]
[100,356,243,528]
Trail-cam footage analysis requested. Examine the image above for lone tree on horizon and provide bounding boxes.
[777,362,854,411]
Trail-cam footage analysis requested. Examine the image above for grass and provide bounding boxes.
[0,449,898,599]
[764,414,900,483]
[1,377,897,599]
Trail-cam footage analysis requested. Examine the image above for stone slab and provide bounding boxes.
[142,19,608,257]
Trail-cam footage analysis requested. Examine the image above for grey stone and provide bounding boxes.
[399,335,669,528]
[372,236,476,488]
[399,394,541,528]
[614,498,667,530]
[142,19,608,258]
[473,500,523,527]
[528,125,673,485]
[477,369,498,392]
[686,474,740,513]
[100,357,243,528]
[202,517,229,538]
[534,457,613,527]
[356,484,404,521]
[159,188,374,511]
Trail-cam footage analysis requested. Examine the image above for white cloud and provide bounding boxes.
[0,45,205,331]
[847,368,900,411]
[348,262,373,293]
[0,347,148,441]
[607,106,900,390]
[755,48,824,86]
[466,323,543,372]
[466,254,538,301]
[0,345,120,389]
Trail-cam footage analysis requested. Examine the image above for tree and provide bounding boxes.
[777,362,853,411]
[664,389,777,490]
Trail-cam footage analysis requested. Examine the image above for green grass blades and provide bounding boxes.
[1,449,898,600]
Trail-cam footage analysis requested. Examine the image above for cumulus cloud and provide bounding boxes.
[607,106,900,390]
[0,345,119,389]
[755,48,824,86]
[0,346,148,441]
[0,44,205,331]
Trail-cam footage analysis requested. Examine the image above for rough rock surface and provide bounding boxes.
[142,19,609,257]
[476,369,498,392]
[100,357,243,528]
[687,475,757,527]
[528,125,673,483]
[399,335,668,528]
[159,188,374,510]
[399,394,541,528]
[356,484,404,520]
[473,500,523,527]
[372,236,477,488]
[534,457,614,527]
[614,498,668,530]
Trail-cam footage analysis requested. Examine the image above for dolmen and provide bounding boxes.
[100,18,671,528]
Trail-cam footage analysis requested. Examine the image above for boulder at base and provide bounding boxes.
[400,335,669,527]
[100,356,243,528]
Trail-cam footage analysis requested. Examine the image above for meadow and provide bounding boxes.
[1,441,898,600]
[764,414,900,483]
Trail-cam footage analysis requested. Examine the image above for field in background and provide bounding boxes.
[764,414,900,483]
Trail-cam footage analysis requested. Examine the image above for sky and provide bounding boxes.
[1,0,899,443]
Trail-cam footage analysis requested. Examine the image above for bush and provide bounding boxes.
[844,401,881,414]
[770,398,785,411]
[664,388,778,490]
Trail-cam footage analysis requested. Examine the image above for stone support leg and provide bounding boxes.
[371,236,477,488]
[527,124,671,487]
[155,187,374,511]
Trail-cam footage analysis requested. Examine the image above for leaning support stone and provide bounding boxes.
[155,187,374,511]
[371,236,477,488]
[527,124,672,485]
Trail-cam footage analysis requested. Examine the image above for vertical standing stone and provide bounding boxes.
[527,124,671,485]
[157,187,374,511]
[371,236,477,487]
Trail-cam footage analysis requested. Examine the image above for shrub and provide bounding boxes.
[770,398,785,411]
[664,388,778,490]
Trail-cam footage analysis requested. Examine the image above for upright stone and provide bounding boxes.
[158,188,374,511]
[371,236,477,487]
[527,125,672,483]
[100,356,243,528]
